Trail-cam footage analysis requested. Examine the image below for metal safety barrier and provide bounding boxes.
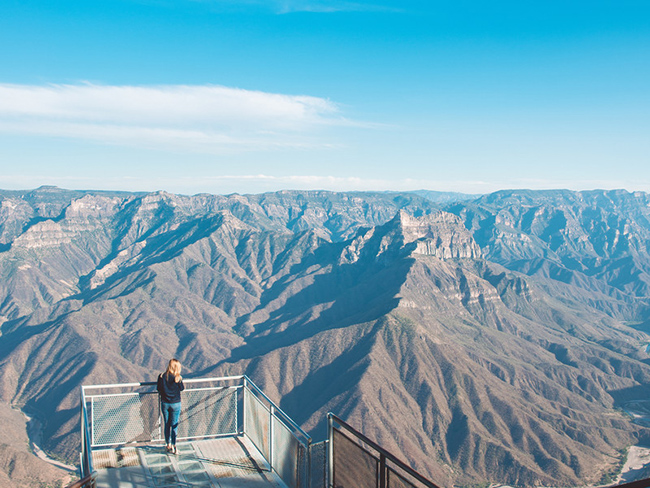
[310,440,329,488]
[79,375,311,487]
[79,388,94,480]
[82,376,241,448]
[327,414,439,488]
[243,377,311,488]
[608,478,650,488]
[73,387,650,488]
[64,473,96,488]
[78,378,440,488]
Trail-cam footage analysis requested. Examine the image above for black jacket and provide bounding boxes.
[157,372,185,403]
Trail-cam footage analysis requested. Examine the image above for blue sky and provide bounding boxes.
[0,0,648,195]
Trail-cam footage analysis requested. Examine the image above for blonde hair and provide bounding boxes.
[165,359,182,383]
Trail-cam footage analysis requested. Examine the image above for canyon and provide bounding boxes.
[1,187,650,486]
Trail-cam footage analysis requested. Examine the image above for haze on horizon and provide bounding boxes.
[0,0,648,195]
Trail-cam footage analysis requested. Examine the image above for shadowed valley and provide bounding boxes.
[1,187,650,486]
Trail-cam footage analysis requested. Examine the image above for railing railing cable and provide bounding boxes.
[75,381,650,488]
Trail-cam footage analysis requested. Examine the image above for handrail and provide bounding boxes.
[79,375,311,466]
[607,478,650,488]
[184,375,245,384]
[328,413,440,488]
[82,382,146,391]
[81,375,246,392]
[64,473,96,488]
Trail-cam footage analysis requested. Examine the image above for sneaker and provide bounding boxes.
[172,445,177,455]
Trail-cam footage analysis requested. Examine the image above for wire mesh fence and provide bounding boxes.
[332,429,379,488]
[244,385,270,461]
[178,386,238,440]
[388,467,419,488]
[329,414,439,488]
[309,440,328,488]
[243,381,311,488]
[85,379,241,448]
[273,413,305,488]
[82,376,313,487]
[89,391,160,446]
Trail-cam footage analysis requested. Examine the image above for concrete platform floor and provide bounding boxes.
[93,435,286,488]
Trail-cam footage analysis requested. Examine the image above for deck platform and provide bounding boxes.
[93,435,286,488]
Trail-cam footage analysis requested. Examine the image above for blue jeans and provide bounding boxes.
[161,402,181,446]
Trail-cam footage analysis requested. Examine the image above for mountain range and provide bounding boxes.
[1,186,650,487]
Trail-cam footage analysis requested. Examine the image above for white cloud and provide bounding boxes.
[0,83,347,152]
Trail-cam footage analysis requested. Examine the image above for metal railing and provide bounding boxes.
[327,413,440,488]
[608,478,650,488]
[64,473,96,488]
[79,387,94,481]
[310,440,329,488]
[78,377,440,488]
[80,375,311,487]
[74,378,650,488]
[243,377,311,488]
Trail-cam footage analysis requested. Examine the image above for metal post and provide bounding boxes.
[158,393,162,442]
[80,389,85,476]
[323,440,329,488]
[327,414,334,488]
[242,377,247,436]
[379,453,386,488]
[307,438,312,488]
[90,396,95,447]
[235,385,240,435]
[269,404,275,473]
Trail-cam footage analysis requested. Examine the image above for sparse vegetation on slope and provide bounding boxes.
[1,187,650,486]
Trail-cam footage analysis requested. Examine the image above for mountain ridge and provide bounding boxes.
[1,187,650,486]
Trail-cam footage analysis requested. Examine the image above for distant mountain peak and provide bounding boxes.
[34,185,62,191]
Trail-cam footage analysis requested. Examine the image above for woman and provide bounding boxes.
[157,359,185,454]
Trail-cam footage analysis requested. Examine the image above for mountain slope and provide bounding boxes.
[0,188,650,486]
[211,210,650,486]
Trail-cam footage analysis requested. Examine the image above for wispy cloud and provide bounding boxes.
[273,1,401,14]
[0,83,350,152]
[185,0,400,14]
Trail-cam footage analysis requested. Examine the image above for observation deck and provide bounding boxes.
[92,436,289,487]
[75,375,438,488]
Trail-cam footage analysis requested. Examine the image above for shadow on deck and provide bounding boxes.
[94,435,285,488]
